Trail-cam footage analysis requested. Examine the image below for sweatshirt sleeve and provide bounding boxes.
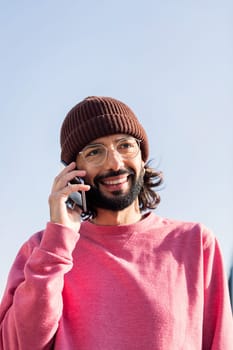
[0,222,79,350]
[202,228,233,350]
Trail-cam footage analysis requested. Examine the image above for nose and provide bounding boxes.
[104,148,124,170]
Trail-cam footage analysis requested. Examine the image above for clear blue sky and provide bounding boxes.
[0,0,232,297]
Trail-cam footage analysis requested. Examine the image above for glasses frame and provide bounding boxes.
[78,137,142,167]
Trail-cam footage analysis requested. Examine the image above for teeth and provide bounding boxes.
[104,177,126,185]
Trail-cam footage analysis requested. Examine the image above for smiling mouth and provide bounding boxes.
[98,174,133,195]
[94,169,135,190]
[101,176,129,186]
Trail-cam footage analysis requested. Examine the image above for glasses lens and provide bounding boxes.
[117,138,140,158]
[81,144,107,164]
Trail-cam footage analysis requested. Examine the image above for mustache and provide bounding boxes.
[93,168,135,186]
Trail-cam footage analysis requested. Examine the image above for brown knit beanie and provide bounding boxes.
[60,96,149,164]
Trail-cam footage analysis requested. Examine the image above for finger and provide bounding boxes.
[53,168,86,191]
[65,182,90,195]
[53,182,90,202]
[57,162,83,181]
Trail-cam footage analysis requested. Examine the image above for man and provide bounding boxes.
[0,96,232,349]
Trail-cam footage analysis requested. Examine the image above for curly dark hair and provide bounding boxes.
[81,161,163,221]
[138,161,163,211]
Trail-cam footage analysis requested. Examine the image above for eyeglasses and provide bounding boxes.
[79,137,141,166]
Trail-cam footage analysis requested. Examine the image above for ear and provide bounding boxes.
[141,161,146,175]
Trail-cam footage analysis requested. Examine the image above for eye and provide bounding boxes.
[84,146,105,158]
[120,141,130,148]
[118,139,136,151]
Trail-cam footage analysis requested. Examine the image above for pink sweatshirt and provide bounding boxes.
[0,212,232,349]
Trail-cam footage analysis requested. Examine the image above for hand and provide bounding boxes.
[48,162,90,232]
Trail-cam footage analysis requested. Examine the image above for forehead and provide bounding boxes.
[87,133,132,146]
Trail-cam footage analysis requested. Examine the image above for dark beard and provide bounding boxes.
[85,167,144,211]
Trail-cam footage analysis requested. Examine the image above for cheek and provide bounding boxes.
[76,159,96,185]
[131,156,144,174]
[82,168,95,186]
[84,173,95,186]
[82,167,98,186]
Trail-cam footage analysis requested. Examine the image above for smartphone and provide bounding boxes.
[61,160,87,213]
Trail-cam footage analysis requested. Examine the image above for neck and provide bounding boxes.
[91,200,142,226]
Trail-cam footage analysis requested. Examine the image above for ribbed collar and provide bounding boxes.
[79,212,159,247]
